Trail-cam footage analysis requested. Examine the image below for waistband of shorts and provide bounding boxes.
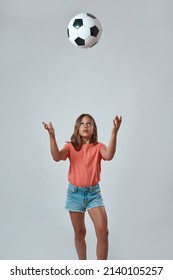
[68,183,100,192]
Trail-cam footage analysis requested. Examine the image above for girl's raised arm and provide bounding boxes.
[101,116,122,161]
[42,122,67,161]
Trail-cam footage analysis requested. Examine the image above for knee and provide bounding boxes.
[97,227,109,241]
[74,227,86,241]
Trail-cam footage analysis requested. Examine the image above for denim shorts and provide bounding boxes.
[65,183,104,213]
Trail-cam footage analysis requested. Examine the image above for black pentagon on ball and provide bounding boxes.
[67,28,70,38]
[73,19,83,29]
[90,26,99,37]
[75,37,85,46]
[86,13,96,19]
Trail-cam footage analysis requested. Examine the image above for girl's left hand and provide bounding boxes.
[112,115,122,133]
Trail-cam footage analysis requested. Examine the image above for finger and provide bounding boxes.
[113,116,118,124]
[117,117,122,128]
[115,115,122,123]
[42,122,48,129]
[49,122,53,128]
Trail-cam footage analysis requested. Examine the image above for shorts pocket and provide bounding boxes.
[92,187,101,195]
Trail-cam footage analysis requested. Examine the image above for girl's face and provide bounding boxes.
[78,116,94,143]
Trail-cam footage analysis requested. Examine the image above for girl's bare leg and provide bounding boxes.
[69,211,87,260]
[88,206,109,260]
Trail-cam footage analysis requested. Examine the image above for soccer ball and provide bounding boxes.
[67,13,102,48]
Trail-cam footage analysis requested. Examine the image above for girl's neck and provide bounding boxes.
[82,137,91,144]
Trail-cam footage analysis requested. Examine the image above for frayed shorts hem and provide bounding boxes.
[65,205,105,213]
[65,208,85,213]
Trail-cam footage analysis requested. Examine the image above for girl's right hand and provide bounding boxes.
[42,122,55,138]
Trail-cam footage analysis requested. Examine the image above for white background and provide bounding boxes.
[0,0,173,259]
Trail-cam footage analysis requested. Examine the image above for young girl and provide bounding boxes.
[43,113,122,260]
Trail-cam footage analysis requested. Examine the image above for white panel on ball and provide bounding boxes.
[85,36,97,48]
[78,26,90,40]
[67,26,78,41]
[82,16,95,28]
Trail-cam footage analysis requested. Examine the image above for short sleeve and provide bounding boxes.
[99,142,107,160]
[62,143,70,160]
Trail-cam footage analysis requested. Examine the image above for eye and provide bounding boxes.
[80,122,93,126]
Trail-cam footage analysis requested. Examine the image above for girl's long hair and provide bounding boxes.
[70,114,98,150]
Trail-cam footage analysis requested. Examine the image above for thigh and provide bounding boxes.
[69,211,86,231]
[88,206,108,232]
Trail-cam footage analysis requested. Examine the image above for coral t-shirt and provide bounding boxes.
[63,142,106,187]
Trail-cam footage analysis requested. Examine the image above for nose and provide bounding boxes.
[80,122,92,128]
[84,123,91,127]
